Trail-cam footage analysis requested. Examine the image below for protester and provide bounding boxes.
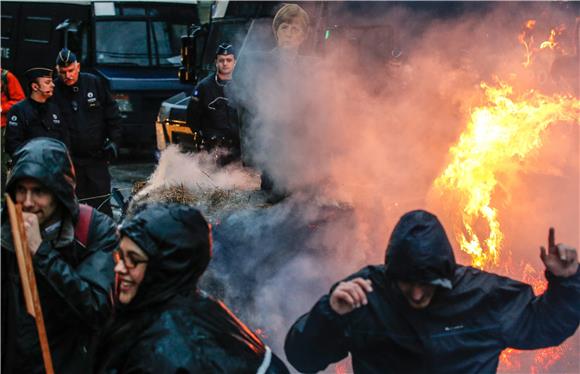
[285,210,580,373]
[53,48,122,217]
[1,68,25,194]
[95,202,289,373]
[1,137,117,374]
[187,43,240,165]
[229,3,311,202]
[5,67,69,157]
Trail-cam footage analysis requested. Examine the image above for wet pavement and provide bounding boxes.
[109,151,156,220]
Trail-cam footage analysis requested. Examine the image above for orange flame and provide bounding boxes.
[434,79,579,269]
[539,25,566,52]
[519,20,570,68]
[519,19,537,67]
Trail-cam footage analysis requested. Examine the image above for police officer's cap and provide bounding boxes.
[24,67,53,83]
[216,43,236,57]
[56,48,78,67]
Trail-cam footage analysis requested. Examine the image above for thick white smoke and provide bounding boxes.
[139,2,578,372]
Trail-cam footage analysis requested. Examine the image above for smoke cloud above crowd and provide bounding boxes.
[141,2,578,371]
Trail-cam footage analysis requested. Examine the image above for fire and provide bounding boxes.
[539,25,566,52]
[518,20,570,67]
[434,79,578,268]
[518,19,537,67]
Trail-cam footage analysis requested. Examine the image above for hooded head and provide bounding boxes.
[6,138,78,221]
[384,210,456,289]
[117,203,211,310]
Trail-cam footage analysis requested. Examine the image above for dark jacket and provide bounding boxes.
[5,98,70,156]
[285,210,580,373]
[1,138,118,374]
[96,203,288,374]
[187,72,239,141]
[53,72,122,163]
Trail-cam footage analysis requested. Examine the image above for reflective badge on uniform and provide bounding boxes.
[8,115,18,127]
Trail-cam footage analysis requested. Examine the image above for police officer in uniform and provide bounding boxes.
[53,48,122,217]
[5,67,69,156]
[186,43,240,165]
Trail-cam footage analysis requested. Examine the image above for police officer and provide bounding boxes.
[53,48,122,217]
[186,43,240,165]
[5,67,69,157]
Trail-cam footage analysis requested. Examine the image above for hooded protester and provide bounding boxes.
[95,203,289,373]
[284,210,580,373]
[1,137,117,374]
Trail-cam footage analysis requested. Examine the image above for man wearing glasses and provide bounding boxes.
[1,137,118,374]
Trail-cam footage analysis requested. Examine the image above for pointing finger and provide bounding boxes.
[548,227,555,254]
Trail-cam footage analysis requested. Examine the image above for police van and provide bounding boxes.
[155,2,520,153]
[1,0,199,149]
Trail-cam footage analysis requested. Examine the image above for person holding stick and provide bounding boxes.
[1,137,118,374]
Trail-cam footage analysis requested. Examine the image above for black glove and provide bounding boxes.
[102,140,119,161]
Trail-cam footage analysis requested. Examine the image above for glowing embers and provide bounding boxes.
[518,19,570,67]
[434,80,579,269]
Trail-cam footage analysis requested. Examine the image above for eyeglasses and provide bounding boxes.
[113,249,148,269]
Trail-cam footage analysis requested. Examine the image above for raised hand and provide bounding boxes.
[540,227,578,278]
[329,278,373,315]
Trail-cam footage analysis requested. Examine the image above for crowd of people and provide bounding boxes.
[1,3,579,374]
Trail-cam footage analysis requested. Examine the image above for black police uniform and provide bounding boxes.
[186,73,240,163]
[5,98,69,156]
[53,72,122,217]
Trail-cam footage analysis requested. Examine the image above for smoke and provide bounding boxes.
[142,2,578,372]
[136,146,260,196]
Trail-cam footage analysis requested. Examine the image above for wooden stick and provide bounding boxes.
[5,194,55,374]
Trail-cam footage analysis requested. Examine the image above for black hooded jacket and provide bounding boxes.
[285,210,580,373]
[95,203,288,374]
[1,138,117,374]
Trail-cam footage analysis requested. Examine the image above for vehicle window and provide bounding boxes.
[152,22,187,66]
[95,21,149,66]
[1,15,13,40]
[23,16,52,44]
[121,7,146,16]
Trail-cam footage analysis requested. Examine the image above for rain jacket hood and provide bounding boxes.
[384,210,456,288]
[97,203,289,373]
[119,203,211,310]
[5,137,79,221]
